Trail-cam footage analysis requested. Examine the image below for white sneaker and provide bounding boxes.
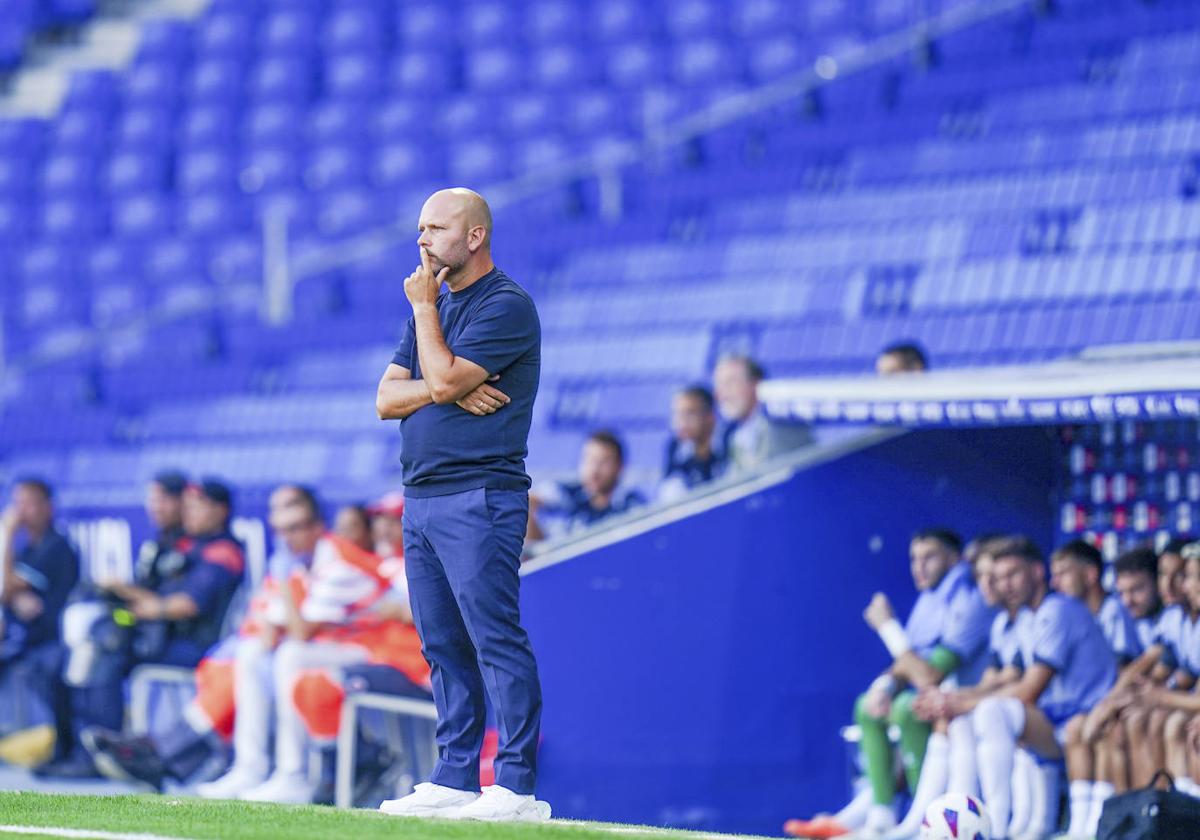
[379,782,480,818]
[457,784,552,822]
[195,764,268,800]
[239,770,319,804]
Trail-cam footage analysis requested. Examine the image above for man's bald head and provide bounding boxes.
[417,187,495,290]
[432,187,491,239]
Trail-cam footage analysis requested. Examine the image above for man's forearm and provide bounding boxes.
[892,651,946,690]
[377,378,434,420]
[413,305,480,404]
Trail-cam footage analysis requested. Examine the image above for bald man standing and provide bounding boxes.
[375,189,549,822]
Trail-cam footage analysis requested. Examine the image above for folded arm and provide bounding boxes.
[412,305,491,405]
[376,364,435,420]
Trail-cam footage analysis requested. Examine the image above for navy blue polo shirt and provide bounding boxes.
[391,266,541,498]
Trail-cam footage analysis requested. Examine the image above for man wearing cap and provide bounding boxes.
[46,477,245,778]
[375,188,548,822]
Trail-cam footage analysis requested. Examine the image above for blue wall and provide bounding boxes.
[522,427,1058,835]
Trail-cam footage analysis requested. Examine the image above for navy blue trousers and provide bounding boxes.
[403,487,542,795]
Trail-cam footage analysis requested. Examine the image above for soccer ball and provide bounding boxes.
[918,792,991,840]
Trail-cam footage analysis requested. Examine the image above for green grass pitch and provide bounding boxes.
[0,793,776,840]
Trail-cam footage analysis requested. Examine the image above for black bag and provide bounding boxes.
[1098,771,1200,840]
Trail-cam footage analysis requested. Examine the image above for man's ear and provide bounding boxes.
[467,225,487,253]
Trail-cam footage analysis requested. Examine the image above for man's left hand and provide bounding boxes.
[404,248,449,309]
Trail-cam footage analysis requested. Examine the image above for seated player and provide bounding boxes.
[784,528,993,839]
[889,536,1025,840]
[0,478,80,768]
[1053,541,1147,839]
[527,430,646,542]
[1127,542,1200,800]
[937,537,1116,840]
[1080,539,1189,805]
[49,479,244,778]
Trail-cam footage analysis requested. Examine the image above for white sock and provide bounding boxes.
[1067,779,1094,838]
[887,733,949,838]
[1007,749,1035,838]
[834,785,875,828]
[975,699,1022,839]
[1025,760,1061,839]
[1085,780,1114,835]
[865,803,896,833]
[947,714,979,797]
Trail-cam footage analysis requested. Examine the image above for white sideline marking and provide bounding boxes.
[552,820,772,840]
[0,827,191,840]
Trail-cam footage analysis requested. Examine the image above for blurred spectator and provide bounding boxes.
[659,385,726,502]
[369,492,406,561]
[875,341,929,375]
[785,528,993,839]
[47,479,245,779]
[528,430,646,542]
[336,504,375,553]
[712,355,811,472]
[82,485,320,790]
[0,478,80,767]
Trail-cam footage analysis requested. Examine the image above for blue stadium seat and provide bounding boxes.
[371,96,431,144]
[188,58,247,106]
[466,46,525,91]
[111,193,175,239]
[528,45,598,91]
[370,139,428,188]
[323,6,386,55]
[325,53,384,102]
[447,137,511,184]
[61,68,121,114]
[125,58,183,109]
[242,144,302,191]
[307,101,369,145]
[40,196,105,239]
[135,17,193,64]
[388,49,458,94]
[526,0,585,44]
[115,107,175,152]
[604,41,668,89]
[40,151,99,196]
[180,105,240,149]
[662,0,726,39]
[50,110,110,154]
[178,191,249,237]
[178,148,238,193]
[590,0,649,43]
[394,2,455,46]
[249,56,315,103]
[306,143,368,191]
[260,8,318,56]
[197,10,256,58]
[106,151,170,195]
[244,102,304,146]
[461,0,521,45]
